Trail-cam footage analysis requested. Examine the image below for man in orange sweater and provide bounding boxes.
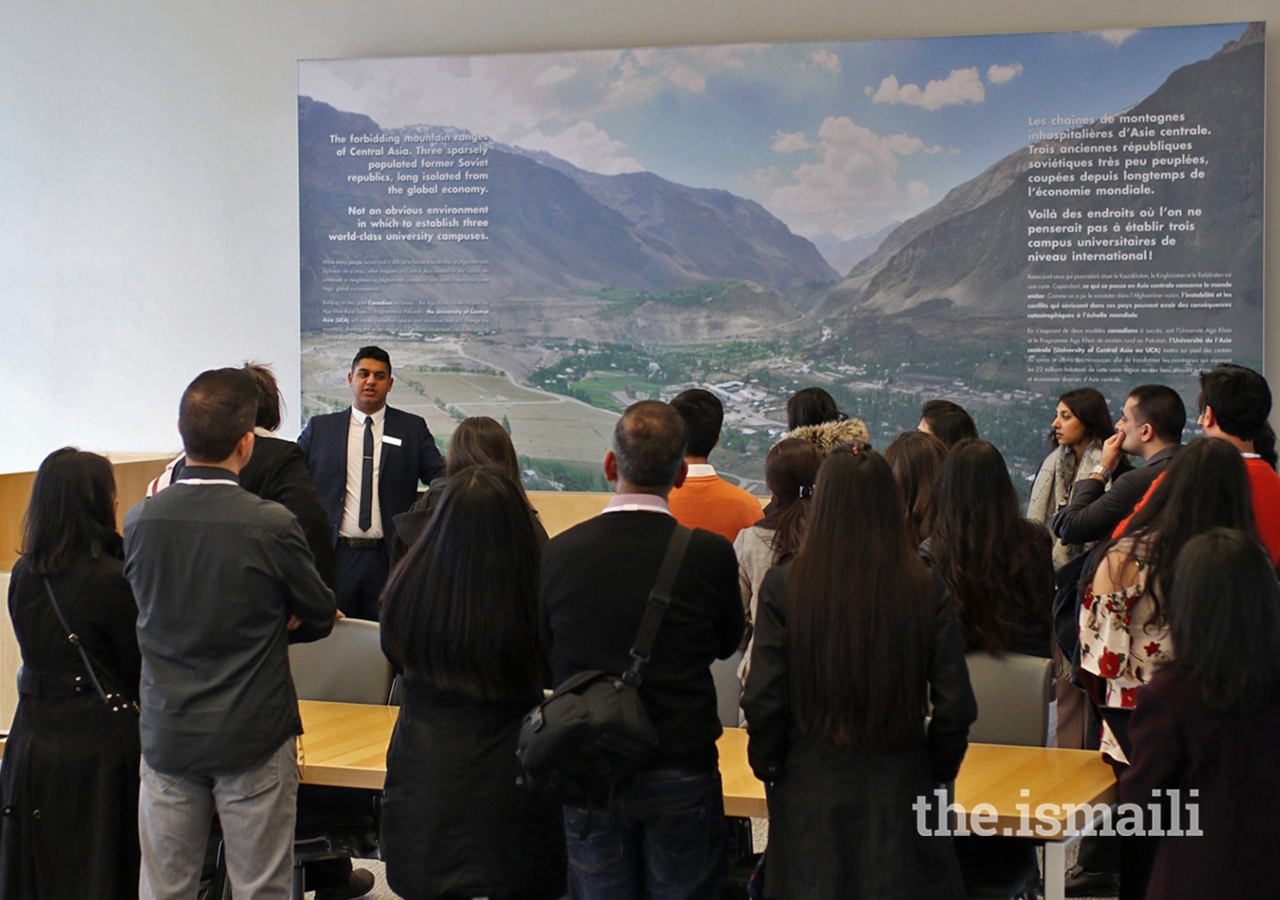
[667,389,763,543]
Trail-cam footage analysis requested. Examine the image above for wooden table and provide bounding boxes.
[298,702,1115,900]
[298,700,397,790]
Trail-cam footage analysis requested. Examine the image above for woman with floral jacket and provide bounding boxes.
[1080,437,1257,765]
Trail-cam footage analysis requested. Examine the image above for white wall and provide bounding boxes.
[1,0,1275,473]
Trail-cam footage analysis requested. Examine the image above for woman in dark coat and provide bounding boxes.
[1121,528,1280,899]
[0,448,141,900]
[379,466,565,900]
[742,445,977,900]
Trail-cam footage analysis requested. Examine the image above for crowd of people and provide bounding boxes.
[2,348,1279,900]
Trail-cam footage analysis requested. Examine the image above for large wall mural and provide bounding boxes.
[299,22,1264,491]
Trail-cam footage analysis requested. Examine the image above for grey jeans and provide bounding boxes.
[139,738,299,900]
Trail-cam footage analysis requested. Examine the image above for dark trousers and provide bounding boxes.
[563,770,728,900]
[335,542,389,620]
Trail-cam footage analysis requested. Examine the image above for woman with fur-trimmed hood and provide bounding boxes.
[779,387,870,452]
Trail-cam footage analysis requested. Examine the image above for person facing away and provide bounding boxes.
[1052,383,1185,546]
[539,400,744,900]
[779,386,870,452]
[298,345,446,619]
[1080,436,1259,768]
[1114,363,1280,564]
[148,361,338,593]
[734,437,823,686]
[742,445,977,899]
[379,466,566,900]
[1121,528,1280,900]
[389,415,548,568]
[124,367,337,900]
[667,388,763,543]
[0,448,141,900]
[917,399,979,450]
[884,429,948,549]
[923,438,1054,659]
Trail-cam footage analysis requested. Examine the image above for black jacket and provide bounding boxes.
[1,550,141,900]
[742,561,976,899]
[380,679,565,900]
[539,510,743,773]
[1052,444,1181,544]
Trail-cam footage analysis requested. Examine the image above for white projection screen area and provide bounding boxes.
[299,22,1263,492]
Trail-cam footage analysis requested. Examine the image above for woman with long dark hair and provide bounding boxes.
[1081,437,1257,765]
[1027,387,1118,751]
[925,439,1054,657]
[390,415,547,566]
[743,447,976,899]
[379,466,565,900]
[734,438,822,685]
[1028,387,1118,566]
[884,430,948,549]
[0,449,140,900]
[1121,529,1280,898]
[1079,439,1257,900]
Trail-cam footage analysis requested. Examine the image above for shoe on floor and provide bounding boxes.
[1064,864,1120,897]
[315,867,375,900]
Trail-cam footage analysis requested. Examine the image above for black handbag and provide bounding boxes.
[518,525,691,804]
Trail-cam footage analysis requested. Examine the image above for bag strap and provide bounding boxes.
[623,524,692,685]
[42,576,117,708]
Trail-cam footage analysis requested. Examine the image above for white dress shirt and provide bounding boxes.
[341,406,385,538]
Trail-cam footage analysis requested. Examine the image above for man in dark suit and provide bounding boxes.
[540,401,744,900]
[1052,383,1185,544]
[298,346,445,619]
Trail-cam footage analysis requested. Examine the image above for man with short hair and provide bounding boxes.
[298,346,445,619]
[125,368,337,900]
[667,388,763,543]
[539,401,744,900]
[1052,384,1185,544]
[1115,364,1280,563]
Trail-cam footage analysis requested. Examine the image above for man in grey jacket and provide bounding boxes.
[125,367,337,900]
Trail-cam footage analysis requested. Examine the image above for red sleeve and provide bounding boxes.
[1112,472,1163,538]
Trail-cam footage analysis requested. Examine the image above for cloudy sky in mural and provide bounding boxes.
[300,23,1247,242]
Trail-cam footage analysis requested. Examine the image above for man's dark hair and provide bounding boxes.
[670,389,723,458]
[1127,384,1186,444]
[612,401,687,489]
[919,399,979,448]
[242,361,282,432]
[1198,364,1271,443]
[786,387,841,430]
[179,368,258,463]
[351,345,392,374]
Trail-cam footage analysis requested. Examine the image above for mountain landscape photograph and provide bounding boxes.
[299,23,1263,490]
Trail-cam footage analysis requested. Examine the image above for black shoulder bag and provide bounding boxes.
[518,524,691,804]
[42,577,139,716]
